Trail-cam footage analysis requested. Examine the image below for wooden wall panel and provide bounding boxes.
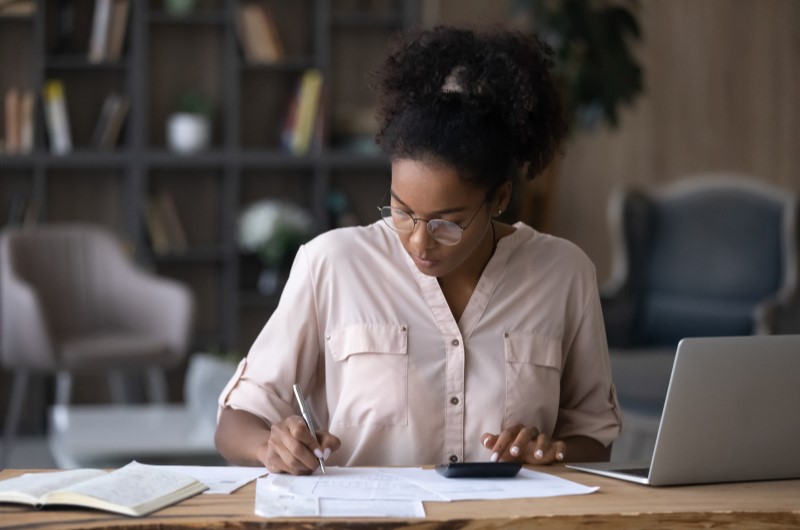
[552,0,800,281]
[431,0,799,281]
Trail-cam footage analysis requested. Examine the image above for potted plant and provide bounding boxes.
[166,90,212,154]
[509,0,644,230]
[512,0,644,130]
[237,199,315,295]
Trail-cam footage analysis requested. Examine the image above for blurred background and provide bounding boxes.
[1,0,798,469]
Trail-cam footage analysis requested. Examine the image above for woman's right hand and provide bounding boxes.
[259,415,341,475]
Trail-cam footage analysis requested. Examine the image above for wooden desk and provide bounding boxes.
[1,466,799,529]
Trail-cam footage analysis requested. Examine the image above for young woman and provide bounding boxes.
[215,26,621,475]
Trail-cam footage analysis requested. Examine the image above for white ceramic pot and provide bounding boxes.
[167,112,210,154]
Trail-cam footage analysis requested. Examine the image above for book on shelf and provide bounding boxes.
[19,89,35,153]
[42,80,72,155]
[91,92,129,149]
[0,461,207,517]
[87,0,128,63]
[88,0,112,63]
[0,0,36,17]
[158,190,189,252]
[282,69,324,155]
[105,0,129,62]
[144,190,188,254]
[3,88,20,154]
[144,197,170,255]
[236,2,284,64]
[2,88,34,155]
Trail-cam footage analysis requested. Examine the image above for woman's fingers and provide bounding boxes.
[318,431,341,461]
[529,434,567,464]
[481,424,535,462]
[509,426,538,459]
[481,428,567,465]
[263,416,323,474]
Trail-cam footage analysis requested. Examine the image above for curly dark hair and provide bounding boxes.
[374,26,567,193]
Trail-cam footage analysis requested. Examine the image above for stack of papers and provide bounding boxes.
[255,467,599,518]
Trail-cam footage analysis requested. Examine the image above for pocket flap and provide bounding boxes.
[504,332,561,369]
[328,324,408,361]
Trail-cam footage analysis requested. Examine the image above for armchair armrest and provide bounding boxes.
[754,292,800,335]
[0,263,56,370]
[110,268,194,365]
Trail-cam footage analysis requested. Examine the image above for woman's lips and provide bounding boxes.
[412,254,437,268]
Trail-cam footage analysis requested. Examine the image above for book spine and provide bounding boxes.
[88,0,112,63]
[101,95,129,148]
[19,90,35,154]
[4,88,20,154]
[105,0,129,62]
[42,80,72,155]
[291,69,323,155]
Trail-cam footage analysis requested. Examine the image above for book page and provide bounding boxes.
[48,461,205,513]
[0,469,106,503]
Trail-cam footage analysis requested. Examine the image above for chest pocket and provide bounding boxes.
[328,324,408,427]
[503,332,562,430]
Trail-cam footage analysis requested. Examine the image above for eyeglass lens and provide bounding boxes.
[379,207,463,245]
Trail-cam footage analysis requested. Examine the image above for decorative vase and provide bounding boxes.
[166,112,210,154]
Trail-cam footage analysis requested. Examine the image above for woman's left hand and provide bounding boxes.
[480,423,566,465]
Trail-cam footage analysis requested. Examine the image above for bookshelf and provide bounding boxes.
[0,0,419,355]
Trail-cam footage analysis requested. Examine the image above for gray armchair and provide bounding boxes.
[602,176,799,419]
[0,223,194,466]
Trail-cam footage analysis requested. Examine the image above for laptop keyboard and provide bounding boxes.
[614,467,650,478]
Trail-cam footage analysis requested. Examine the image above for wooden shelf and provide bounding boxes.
[44,56,130,70]
[0,0,417,352]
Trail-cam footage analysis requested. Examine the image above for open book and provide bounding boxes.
[0,461,207,517]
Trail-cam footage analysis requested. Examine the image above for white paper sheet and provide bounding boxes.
[157,465,266,494]
[255,477,425,518]
[256,479,319,517]
[263,467,445,501]
[384,467,599,500]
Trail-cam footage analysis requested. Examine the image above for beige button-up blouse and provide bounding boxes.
[219,222,621,466]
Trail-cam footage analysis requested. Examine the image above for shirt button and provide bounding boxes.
[451,339,460,347]
[449,455,458,463]
[450,396,459,405]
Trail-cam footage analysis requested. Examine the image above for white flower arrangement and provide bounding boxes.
[238,199,314,269]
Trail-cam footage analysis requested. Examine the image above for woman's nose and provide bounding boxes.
[409,220,435,249]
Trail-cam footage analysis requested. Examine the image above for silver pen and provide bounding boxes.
[292,384,326,474]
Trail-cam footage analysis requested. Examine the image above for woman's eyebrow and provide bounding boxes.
[389,190,468,216]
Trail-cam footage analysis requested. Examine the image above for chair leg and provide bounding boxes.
[145,367,168,403]
[1,369,30,468]
[54,370,73,406]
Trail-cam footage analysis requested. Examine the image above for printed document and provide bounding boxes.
[255,478,425,518]
[385,467,599,500]
[157,465,266,494]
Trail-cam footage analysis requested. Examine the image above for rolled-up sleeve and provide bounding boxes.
[554,286,622,446]
[217,246,322,426]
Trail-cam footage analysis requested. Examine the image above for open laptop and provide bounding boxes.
[568,334,800,486]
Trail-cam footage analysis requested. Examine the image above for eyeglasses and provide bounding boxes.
[377,201,486,246]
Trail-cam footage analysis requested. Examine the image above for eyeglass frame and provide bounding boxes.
[376,198,488,246]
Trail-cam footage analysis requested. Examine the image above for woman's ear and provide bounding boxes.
[493,180,513,217]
